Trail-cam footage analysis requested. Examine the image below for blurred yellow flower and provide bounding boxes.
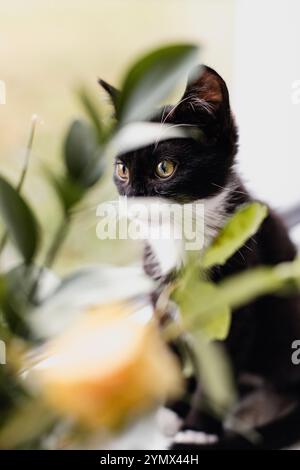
[29,300,182,430]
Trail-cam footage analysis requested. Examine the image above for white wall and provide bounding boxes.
[233,0,300,210]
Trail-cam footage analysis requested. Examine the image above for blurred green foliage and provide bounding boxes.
[0,41,299,449]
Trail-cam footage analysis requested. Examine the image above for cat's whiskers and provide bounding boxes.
[212,182,248,197]
[159,95,191,126]
[154,123,197,150]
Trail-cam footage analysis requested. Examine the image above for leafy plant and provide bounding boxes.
[0,42,299,450]
[0,43,201,448]
[115,44,198,124]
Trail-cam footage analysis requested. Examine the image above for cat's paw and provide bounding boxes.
[173,430,219,445]
[157,407,183,437]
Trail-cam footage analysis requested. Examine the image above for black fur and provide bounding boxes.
[111,66,238,202]
[100,65,300,449]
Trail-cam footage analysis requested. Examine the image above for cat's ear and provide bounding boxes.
[175,65,231,131]
[98,78,120,110]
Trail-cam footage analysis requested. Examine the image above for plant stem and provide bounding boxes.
[43,213,70,269]
[28,212,70,303]
[16,115,38,192]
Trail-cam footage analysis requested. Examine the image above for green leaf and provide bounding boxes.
[187,259,300,330]
[2,264,38,337]
[47,172,85,213]
[30,265,154,338]
[191,333,237,415]
[172,257,231,340]
[211,259,300,313]
[202,202,268,269]
[78,88,105,143]
[117,44,199,124]
[0,399,56,449]
[192,283,231,340]
[64,120,105,188]
[174,281,231,340]
[0,176,39,263]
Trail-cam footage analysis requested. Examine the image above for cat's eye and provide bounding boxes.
[116,162,129,181]
[156,160,176,179]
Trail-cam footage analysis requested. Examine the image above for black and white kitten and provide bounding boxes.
[100,66,300,449]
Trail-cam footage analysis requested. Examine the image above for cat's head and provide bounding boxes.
[100,65,238,202]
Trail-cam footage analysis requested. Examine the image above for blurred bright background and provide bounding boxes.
[0,0,299,272]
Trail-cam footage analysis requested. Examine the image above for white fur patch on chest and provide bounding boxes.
[201,184,233,246]
[144,183,233,279]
